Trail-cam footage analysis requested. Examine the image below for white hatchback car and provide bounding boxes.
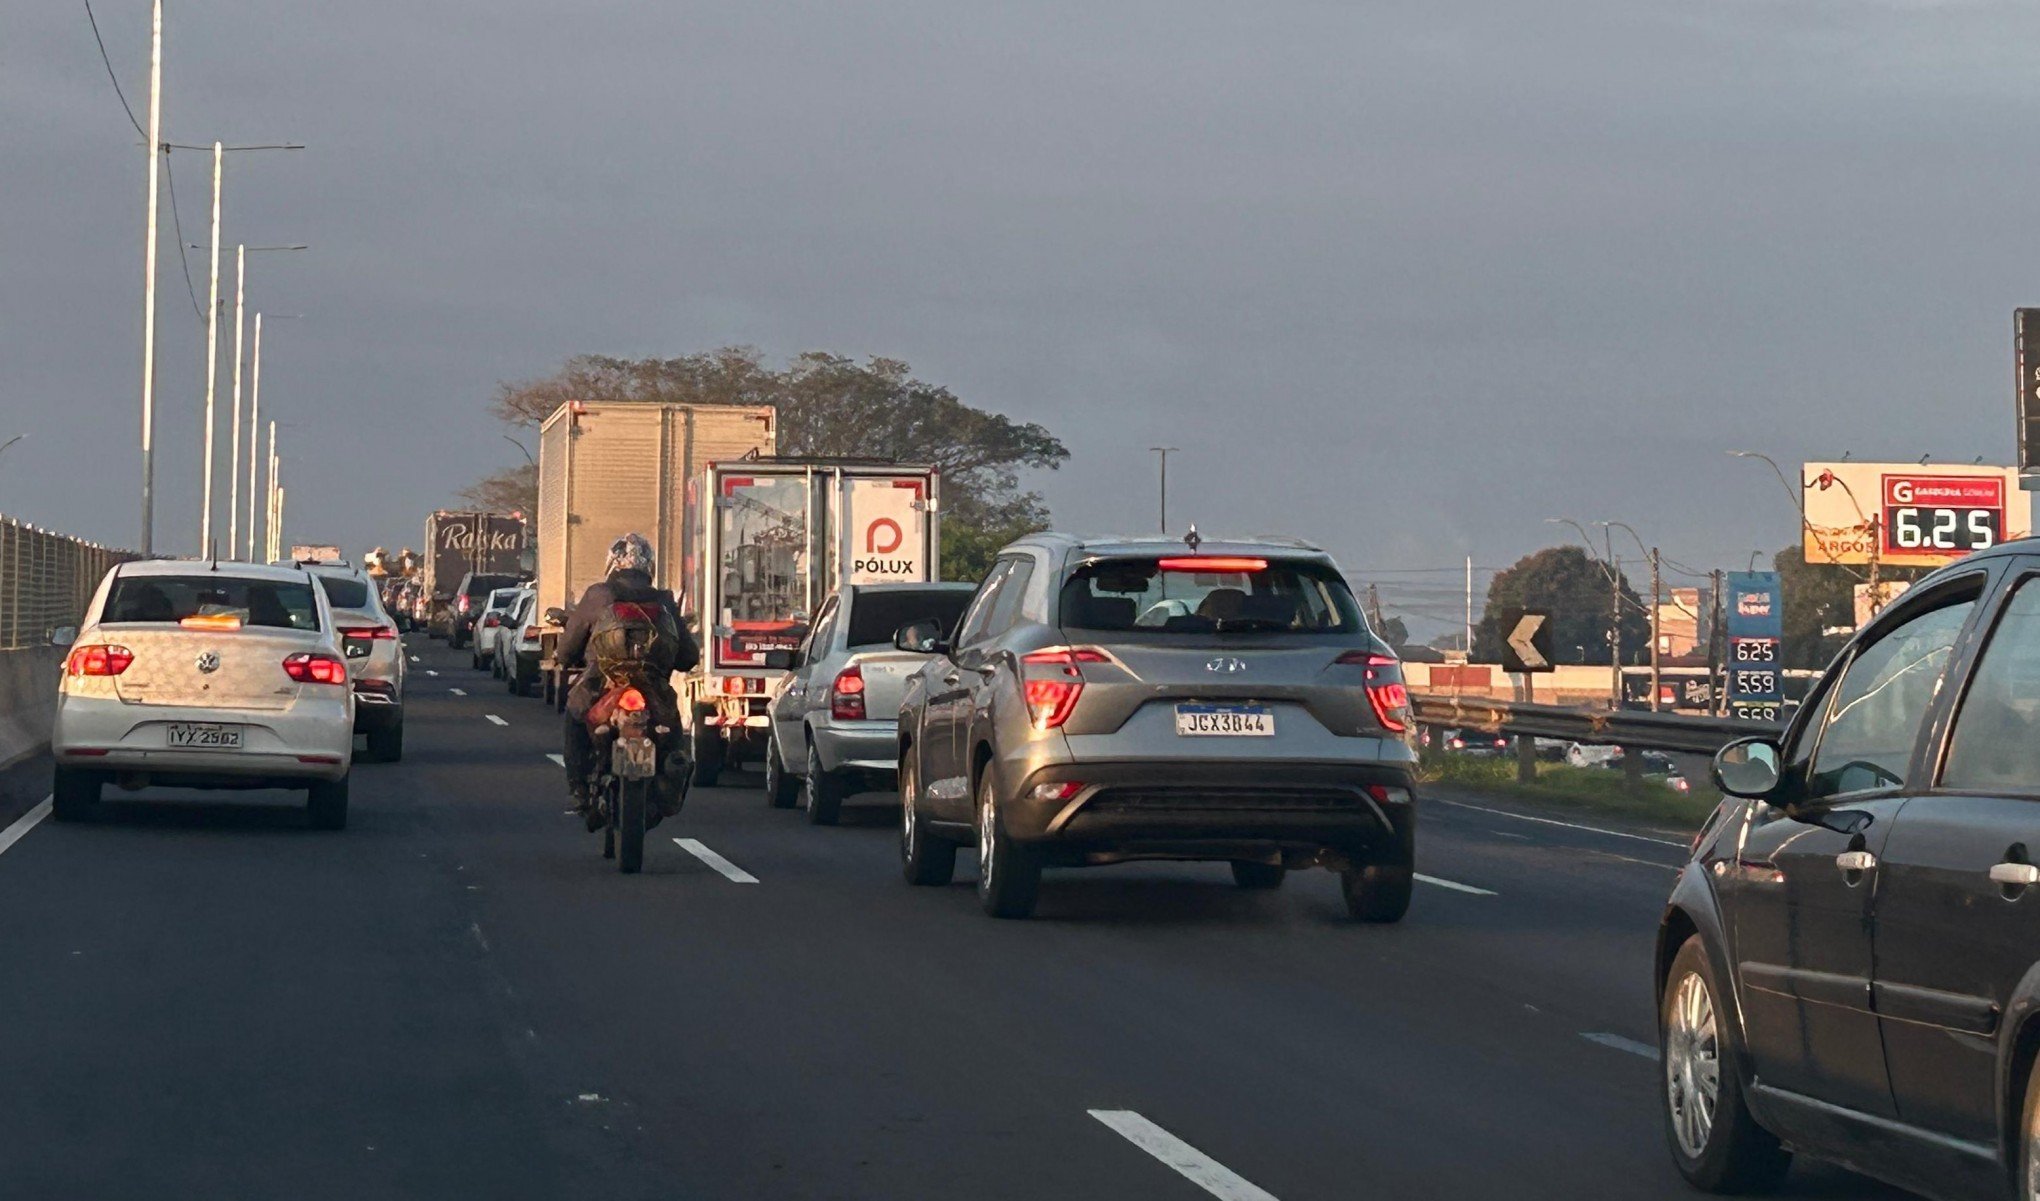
[50,560,356,828]
[470,586,522,672]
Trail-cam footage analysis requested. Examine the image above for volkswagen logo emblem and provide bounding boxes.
[195,651,220,674]
[1205,656,1247,674]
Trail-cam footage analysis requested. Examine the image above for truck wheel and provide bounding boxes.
[51,766,102,823]
[690,712,724,788]
[1231,861,1287,889]
[307,775,350,831]
[803,742,843,826]
[764,737,799,808]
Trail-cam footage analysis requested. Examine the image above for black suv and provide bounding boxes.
[1661,541,2040,1200]
[446,572,520,649]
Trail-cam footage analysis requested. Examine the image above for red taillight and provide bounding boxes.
[339,626,396,641]
[282,652,347,685]
[1019,647,1109,729]
[458,595,471,614]
[831,665,867,721]
[66,644,134,677]
[617,687,647,712]
[1156,557,1267,573]
[1338,651,1409,734]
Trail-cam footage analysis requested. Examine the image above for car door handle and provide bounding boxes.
[943,673,961,686]
[1991,862,2040,887]
[1836,850,1878,873]
[974,663,999,677]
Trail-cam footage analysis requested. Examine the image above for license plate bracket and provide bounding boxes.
[612,736,658,780]
[167,722,245,750]
[1174,704,1275,737]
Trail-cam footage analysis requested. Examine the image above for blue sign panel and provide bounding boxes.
[1724,571,1784,721]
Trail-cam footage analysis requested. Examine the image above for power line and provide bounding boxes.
[83,0,145,139]
[160,151,205,321]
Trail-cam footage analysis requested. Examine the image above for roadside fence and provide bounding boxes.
[0,513,129,651]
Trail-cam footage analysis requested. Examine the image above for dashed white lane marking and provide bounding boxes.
[409,654,419,662]
[450,688,467,697]
[1489,830,1531,840]
[1582,1032,1659,1060]
[426,669,439,677]
[1429,797,1688,848]
[0,797,53,858]
[1414,873,1496,896]
[485,714,508,726]
[546,753,565,767]
[1088,1110,1280,1201]
[673,838,758,884]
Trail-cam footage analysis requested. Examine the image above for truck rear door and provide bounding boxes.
[843,475,934,585]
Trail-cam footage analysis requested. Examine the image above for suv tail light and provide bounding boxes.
[831,665,867,721]
[282,652,347,684]
[1338,651,1410,734]
[339,626,396,641]
[1019,647,1110,730]
[66,644,134,676]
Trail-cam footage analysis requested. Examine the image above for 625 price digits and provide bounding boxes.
[1887,506,1998,552]
[1733,638,1777,663]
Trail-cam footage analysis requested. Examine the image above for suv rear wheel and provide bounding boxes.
[1661,935,1788,1192]
[976,773,1040,919]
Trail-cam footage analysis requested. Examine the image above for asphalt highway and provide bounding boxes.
[0,641,1908,1200]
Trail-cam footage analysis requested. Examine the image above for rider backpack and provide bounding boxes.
[587,597,680,683]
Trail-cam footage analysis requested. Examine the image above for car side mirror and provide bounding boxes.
[47,626,77,648]
[895,620,947,656]
[543,607,568,626]
[763,649,797,671]
[1711,736,1781,798]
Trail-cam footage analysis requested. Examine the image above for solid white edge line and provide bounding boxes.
[0,796,53,857]
[546,753,565,767]
[1088,1110,1280,1201]
[1582,1032,1660,1060]
[673,838,758,884]
[1414,872,1496,896]
[1428,796,1688,848]
[450,688,466,696]
[485,714,508,726]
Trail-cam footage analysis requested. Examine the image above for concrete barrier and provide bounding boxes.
[0,647,61,770]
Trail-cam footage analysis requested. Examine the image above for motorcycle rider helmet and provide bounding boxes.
[605,532,655,579]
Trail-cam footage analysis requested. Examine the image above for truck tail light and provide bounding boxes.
[1019,647,1109,730]
[831,665,866,720]
[1337,651,1410,734]
[283,652,347,684]
[66,644,134,676]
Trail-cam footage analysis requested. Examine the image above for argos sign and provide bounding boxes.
[846,477,930,584]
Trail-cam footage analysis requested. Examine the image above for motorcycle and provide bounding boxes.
[582,675,686,873]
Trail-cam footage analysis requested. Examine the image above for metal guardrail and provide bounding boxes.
[1411,693,1781,755]
[0,514,131,651]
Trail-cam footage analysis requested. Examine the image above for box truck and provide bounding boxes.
[532,400,779,702]
[422,510,527,638]
[679,458,940,784]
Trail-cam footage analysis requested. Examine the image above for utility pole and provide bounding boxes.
[264,422,278,562]
[1649,547,1663,712]
[137,0,163,556]
[1867,514,1883,617]
[1148,446,1178,534]
[1709,569,1725,716]
[1610,553,1623,709]
[1366,582,1385,633]
[200,144,223,556]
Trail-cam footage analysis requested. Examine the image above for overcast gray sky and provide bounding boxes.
[7,0,2038,632]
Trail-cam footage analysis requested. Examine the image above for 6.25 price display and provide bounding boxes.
[1886,505,1998,553]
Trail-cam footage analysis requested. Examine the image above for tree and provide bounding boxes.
[1474,546,1650,665]
[456,462,536,516]
[477,349,1069,580]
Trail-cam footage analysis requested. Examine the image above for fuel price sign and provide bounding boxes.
[1882,475,2004,560]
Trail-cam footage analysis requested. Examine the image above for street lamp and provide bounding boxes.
[1149,447,1179,534]
[1598,520,1662,711]
[503,435,536,466]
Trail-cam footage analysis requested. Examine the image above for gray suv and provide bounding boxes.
[894,532,1418,920]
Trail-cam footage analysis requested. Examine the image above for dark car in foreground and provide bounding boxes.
[893,532,1417,920]
[1661,540,2040,1200]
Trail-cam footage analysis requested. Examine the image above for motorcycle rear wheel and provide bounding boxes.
[617,779,648,874]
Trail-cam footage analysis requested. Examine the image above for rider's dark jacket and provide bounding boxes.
[557,568,699,719]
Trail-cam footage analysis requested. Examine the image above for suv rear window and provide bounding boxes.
[105,575,321,631]
[467,574,518,596]
[1057,557,1363,634]
[315,575,371,610]
[847,588,975,648]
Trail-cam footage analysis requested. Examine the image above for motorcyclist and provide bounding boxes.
[558,533,699,825]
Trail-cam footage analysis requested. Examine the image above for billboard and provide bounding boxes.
[1802,462,2029,568]
[1724,571,1783,722]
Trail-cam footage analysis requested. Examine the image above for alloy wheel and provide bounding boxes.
[977,786,996,895]
[1666,969,1721,1160]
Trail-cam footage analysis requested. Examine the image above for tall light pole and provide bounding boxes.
[200,142,223,557]
[1149,446,1179,534]
[137,0,163,555]
[246,313,299,559]
[1599,520,1661,712]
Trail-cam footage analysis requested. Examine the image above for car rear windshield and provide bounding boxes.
[1057,557,1363,634]
[104,575,321,631]
[315,575,371,609]
[467,574,518,596]
[847,588,974,648]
